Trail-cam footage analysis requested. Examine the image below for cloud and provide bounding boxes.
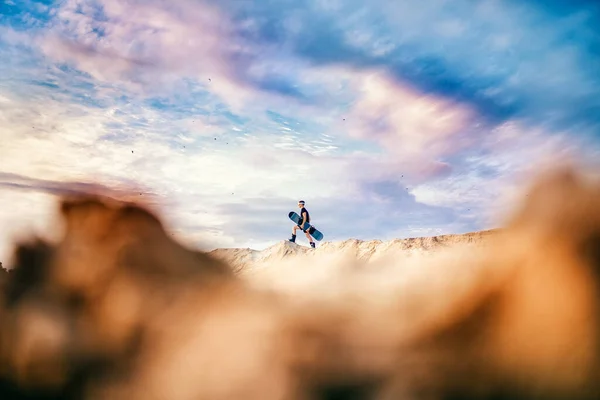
[34,0,321,113]
[339,68,477,179]
[207,0,600,133]
[0,87,475,258]
[0,172,124,197]
[37,0,235,97]
[409,120,593,227]
[1,0,599,259]
[7,0,600,134]
[0,90,359,258]
[20,0,599,142]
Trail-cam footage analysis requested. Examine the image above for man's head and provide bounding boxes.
[298,200,305,208]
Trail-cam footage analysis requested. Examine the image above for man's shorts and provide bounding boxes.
[297,223,308,233]
[298,223,315,234]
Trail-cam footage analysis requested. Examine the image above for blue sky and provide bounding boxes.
[1,0,599,257]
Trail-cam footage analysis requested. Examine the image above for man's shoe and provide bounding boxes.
[310,242,316,248]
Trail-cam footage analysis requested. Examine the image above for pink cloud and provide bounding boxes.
[344,69,475,157]
[37,0,271,108]
[318,68,478,181]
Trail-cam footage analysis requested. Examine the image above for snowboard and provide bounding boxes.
[289,211,324,241]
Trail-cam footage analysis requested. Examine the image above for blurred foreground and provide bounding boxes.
[1,166,599,400]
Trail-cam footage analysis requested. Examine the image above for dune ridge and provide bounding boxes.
[209,229,498,272]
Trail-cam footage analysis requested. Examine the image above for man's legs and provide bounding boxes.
[289,225,298,242]
[304,230,316,248]
[290,224,315,247]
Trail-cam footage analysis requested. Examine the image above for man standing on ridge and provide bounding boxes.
[289,200,316,248]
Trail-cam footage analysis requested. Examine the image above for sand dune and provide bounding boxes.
[210,229,498,272]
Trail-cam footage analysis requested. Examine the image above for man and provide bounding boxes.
[289,200,316,248]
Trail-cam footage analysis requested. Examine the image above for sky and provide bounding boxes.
[1,0,599,259]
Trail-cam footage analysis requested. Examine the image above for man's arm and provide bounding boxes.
[300,211,307,226]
